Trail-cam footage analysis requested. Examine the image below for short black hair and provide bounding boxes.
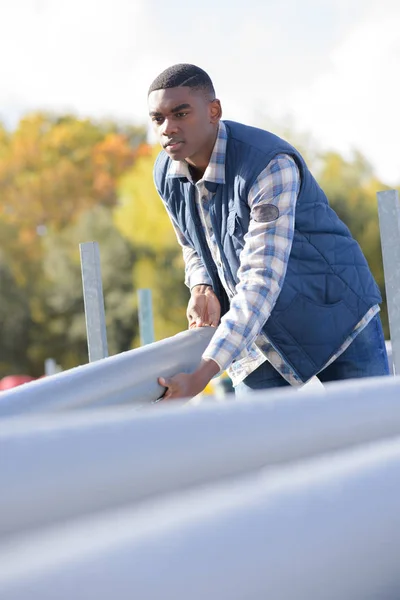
[148,64,215,97]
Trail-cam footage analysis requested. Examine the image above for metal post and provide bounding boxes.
[377,190,400,375]
[44,359,61,376]
[137,288,155,346]
[79,242,108,362]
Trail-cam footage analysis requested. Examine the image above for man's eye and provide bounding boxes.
[176,112,188,118]
[152,117,163,124]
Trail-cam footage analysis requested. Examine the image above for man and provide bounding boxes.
[148,63,389,400]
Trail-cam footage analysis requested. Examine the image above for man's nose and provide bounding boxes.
[161,118,178,137]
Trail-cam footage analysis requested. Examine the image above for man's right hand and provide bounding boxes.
[187,284,221,329]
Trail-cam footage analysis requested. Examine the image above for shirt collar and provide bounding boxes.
[167,120,227,185]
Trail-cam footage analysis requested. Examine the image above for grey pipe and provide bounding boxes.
[1,437,400,599]
[0,327,216,417]
[1,375,400,538]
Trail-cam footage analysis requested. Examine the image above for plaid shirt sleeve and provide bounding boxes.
[202,154,300,371]
[163,201,212,290]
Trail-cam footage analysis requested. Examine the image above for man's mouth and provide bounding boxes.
[165,140,184,150]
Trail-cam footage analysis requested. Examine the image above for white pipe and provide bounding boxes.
[1,375,400,538]
[0,327,216,417]
[1,437,400,599]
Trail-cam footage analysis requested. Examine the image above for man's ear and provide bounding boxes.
[209,99,222,123]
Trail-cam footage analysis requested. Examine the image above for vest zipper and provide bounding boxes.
[187,186,229,313]
[209,203,237,296]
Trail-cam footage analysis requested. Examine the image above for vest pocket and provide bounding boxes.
[227,211,237,235]
[275,294,358,370]
[227,211,244,248]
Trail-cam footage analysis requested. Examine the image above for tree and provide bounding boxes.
[0,113,145,233]
[32,205,139,372]
[0,248,32,377]
[0,113,146,375]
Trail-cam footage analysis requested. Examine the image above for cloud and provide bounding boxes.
[0,0,398,184]
[0,0,173,123]
[286,3,400,184]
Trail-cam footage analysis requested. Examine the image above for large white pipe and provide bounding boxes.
[0,327,215,417]
[1,437,400,600]
[1,375,400,538]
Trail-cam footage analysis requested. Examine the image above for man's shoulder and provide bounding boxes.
[154,149,170,174]
[153,149,171,192]
[223,120,296,156]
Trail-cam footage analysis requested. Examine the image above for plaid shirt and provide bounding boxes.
[163,121,379,386]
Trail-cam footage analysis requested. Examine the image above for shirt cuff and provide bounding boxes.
[202,337,237,373]
[188,270,213,290]
[201,351,224,374]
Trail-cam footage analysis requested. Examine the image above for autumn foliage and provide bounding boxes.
[0,114,138,231]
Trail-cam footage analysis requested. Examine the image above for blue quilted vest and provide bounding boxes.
[154,120,381,382]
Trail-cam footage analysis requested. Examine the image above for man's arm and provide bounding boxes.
[158,193,221,328]
[202,154,300,371]
[163,205,212,290]
[159,154,300,399]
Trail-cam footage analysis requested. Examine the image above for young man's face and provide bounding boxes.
[148,86,220,163]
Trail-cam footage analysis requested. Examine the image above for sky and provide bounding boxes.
[1,0,399,185]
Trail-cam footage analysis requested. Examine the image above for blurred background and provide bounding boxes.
[0,0,399,382]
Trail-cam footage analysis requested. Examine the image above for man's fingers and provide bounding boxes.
[158,375,187,401]
[209,314,219,326]
[187,305,201,320]
[187,293,221,328]
[207,309,220,327]
[187,290,221,329]
[158,376,172,401]
[188,301,208,324]
[188,316,207,328]
[190,314,207,326]
[189,320,210,328]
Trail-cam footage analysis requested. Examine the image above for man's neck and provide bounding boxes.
[185,127,219,182]
[187,163,205,183]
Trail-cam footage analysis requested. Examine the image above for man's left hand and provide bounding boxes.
[158,358,220,401]
[158,372,205,400]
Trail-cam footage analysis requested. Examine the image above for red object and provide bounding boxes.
[0,375,35,391]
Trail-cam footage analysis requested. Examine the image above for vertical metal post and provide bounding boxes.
[137,288,155,346]
[377,190,400,375]
[80,242,108,362]
[44,358,61,376]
